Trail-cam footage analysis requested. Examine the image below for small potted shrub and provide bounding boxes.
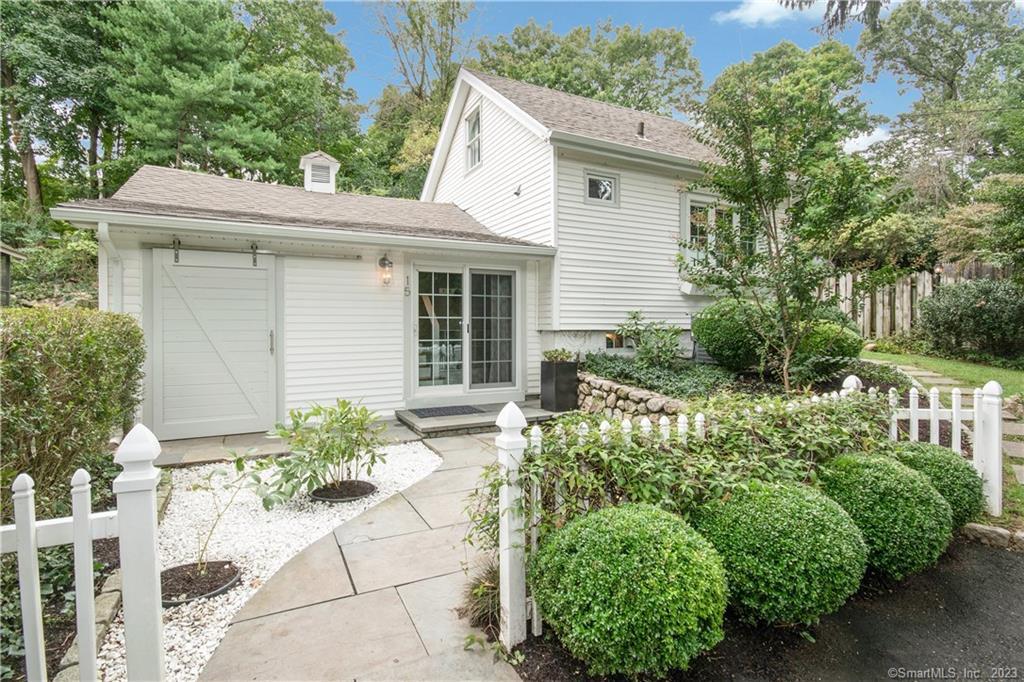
[257,399,387,507]
[541,348,578,412]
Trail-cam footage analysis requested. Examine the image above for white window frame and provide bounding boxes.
[683,194,713,250]
[584,169,619,207]
[465,107,482,172]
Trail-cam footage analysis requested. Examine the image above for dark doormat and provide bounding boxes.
[409,405,485,418]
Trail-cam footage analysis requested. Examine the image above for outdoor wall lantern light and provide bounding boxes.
[378,254,394,286]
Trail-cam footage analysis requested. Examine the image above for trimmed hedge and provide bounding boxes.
[691,298,762,372]
[791,321,863,385]
[889,442,984,528]
[693,483,867,625]
[0,308,145,517]
[820,455,952,581]
[529,504,727,676]
[917,279,1024,360]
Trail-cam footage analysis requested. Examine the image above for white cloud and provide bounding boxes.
[843,127,891,154]
[712,0,823,27]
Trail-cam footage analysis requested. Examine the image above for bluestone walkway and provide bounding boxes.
[200,431,519,682]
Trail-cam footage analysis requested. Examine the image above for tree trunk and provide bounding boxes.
[1,63,44,212]
[87,112,100,198]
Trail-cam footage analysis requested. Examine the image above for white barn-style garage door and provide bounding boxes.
[151,248,276,440]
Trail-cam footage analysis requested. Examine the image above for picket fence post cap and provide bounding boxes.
[529,424,543,438]
[115,423,161,464]
[495,401,527,430]
[842,375,863,391]
[12,473,34,494]
[659,415,670,425]
[983,380,1002,397]
[71,469,91,487]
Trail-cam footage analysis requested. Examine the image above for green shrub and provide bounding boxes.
[581,353,736,400]
[917,280,1024,359]
[693,482,866,625]
[812,303,859,334]
[542,348,574,362]
[838,359,914,394]
[0,308,144,516]
[888,442,984,528]
[529,504,727,676]
[616,310,685,368]
[820,455,952,581]
[870,330,927,355]
[692,299,762,372]
[791,321,863,385]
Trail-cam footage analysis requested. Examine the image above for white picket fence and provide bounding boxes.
[0,425,165,681]
[493,376,1005,650]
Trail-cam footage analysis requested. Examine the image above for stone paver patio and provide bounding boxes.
[199,431,518,681]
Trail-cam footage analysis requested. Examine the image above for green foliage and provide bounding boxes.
[791,321,864,386]
[869,331,928,356]
[692,299,762,372]
[254,400,387,509]
[693,482,867,625]
[474,19,702,115]
[614,310,685,369]
[0,308,144,517]
[529,504,726,677]
[939,175,1024,279]
[887,442,984,528]
[820,455,953,580]
[917,280,1024,359]
[843,359,914,393]
[10,229,97,307]
[542,348,574,363]
[684,40,893,391]
[580,353,736,400]
[459,559,500,642]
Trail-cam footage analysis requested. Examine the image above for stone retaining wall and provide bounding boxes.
[577,372,686,421]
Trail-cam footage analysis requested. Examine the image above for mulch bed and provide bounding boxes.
[161,561,239,604]
[311,480,376,502]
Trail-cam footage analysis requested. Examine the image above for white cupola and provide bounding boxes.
[299,150,340,194]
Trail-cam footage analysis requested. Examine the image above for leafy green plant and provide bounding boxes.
[254,400,386,509]
[869,330,927,355]
[542,348,574,363]
[458,559,500,642]
[917,280,1024,360]
[886,442,984,528]
[581,353,736,399]
[693,482,867,625]
[615,310,684,369]
[529,504,727,677]
[790,321,864,386]
[189,456,251,574]
[692,298,763,372]
[820,455,952,581]
[841,359,914,393]
[1,308,144,519]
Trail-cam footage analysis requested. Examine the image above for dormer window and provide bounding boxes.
[299,150,340,193]
[465,108,481,171]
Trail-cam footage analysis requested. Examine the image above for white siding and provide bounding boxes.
[555,150,714,330]
[432,89,553,245]
[525,261,541,394]
[283,253,405,417]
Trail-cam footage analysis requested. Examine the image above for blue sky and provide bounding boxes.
[326,0,916,149]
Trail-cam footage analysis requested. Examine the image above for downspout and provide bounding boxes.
[97,222,123,312]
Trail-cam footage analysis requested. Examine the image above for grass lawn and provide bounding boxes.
[861,351,1024,396]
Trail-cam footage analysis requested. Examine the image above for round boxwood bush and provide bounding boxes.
[529,504,727,677]
[791,321,863,384]
[820,455,952,581]
[692,299,762,372]
[812,304,860,334]
[889,442,984,528]
[693,483,867,625]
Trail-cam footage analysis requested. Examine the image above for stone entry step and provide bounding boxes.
[396,399,556,437]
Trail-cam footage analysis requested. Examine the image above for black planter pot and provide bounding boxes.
[541,361,579,412]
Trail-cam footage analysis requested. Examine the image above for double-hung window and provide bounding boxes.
[687,200,711,249]
[465,109,481,171]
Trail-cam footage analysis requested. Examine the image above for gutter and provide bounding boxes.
[97,221,123,312]
[50,206,557,257]
[549,130,707,173]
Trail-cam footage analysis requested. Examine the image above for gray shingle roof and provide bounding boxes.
[58,165,539,247]
[466,68,717,165]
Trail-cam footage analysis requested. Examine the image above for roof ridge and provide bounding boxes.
[129,165,454,207]
[463,67,695,130]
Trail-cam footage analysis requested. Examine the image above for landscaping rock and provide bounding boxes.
[53,665,79,682]
[577,373,686,422]
[647,397,666,412]
[1011,532,1024,552]
[605,394,617,408]
[962,523,1012,548]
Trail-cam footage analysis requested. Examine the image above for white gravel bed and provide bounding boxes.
[96,441,441,682]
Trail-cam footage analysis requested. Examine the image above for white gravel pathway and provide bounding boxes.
[96,441,441,682]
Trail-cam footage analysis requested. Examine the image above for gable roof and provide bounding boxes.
[55,165,540,248]
[464,68,717,165]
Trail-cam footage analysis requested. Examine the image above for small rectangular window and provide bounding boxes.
[739,216,757,256]
[605,332,625,349]
[688,202,710,249]
[585,171,618,205]
[466,109,481,170]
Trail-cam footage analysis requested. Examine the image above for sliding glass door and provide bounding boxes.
[469,270,514,388]
[415,267,515,392]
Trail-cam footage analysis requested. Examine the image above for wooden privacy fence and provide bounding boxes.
[0,425,165,681]
[827,262,1008,338]
[494,376,1005,650]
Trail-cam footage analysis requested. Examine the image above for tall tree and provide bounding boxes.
[102,0,280,178]
[681,41,891,390]
[475,19,702,116]
[780,1,887,34]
